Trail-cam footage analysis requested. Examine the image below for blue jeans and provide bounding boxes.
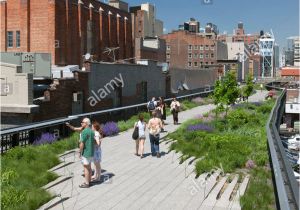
[149,134,160,155]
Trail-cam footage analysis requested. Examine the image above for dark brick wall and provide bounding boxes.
[1,0,133,66]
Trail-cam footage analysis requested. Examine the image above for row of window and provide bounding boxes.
[188,45,214,51]
[166,45,215,51]
[188,53,214,58]
[188,61,214,67]
[166,53,214,59]
[7,31,21,48]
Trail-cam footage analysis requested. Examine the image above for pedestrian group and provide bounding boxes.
[66,96,181,188]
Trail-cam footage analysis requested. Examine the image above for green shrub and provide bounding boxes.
[1,133,79,210]
[240,168,275,210]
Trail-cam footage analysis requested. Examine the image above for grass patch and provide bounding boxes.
[240,167,275,210]
[168,99,276,208]
[1,133,79,210]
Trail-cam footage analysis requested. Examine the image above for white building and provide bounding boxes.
[259,32,275,78]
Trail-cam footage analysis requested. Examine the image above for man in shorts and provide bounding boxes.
[79,118,94,188]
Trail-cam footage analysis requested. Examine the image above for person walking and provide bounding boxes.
[170,97,180,125]
[148,111,163,158]
[79,118,94,188]
[134,114,147,158]
[91,121,103,182]
[147,97,157,115]
[158,97,166,130]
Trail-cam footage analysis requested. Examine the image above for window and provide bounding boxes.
[199,53,203,58]
[205,45,209,50]
[210,45,214,50]
[211,53,214,58]
[16,31,20,48]
[167,45,171,50]
[200,45,203,50]
[188,62,192,67]
[188,53,192,58]
[200,62,203,66]
[188,45,192,50]
[194,53,198,58]
[211,62,214,64]
[206,54,209,58]
[166,53,170,59]
[194,45,198,50]
[194,62,198,67]
[205,62,208,64]
[7,31,13,48]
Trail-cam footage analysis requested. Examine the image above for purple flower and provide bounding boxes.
[186,123,214,132]
[245,159,256,169]
[33,132,57,146]
[251,102,263,107]
[232,104,245,109]
[102,122,119,137]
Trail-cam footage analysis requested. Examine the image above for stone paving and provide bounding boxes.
[39,91,268,210]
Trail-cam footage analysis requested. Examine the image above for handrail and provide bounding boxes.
[0,89,213,135]
[266,87,299,210]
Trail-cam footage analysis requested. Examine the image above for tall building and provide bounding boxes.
[218,22,260,46]
[207,23,219,35]
[0,0,133,66]
[259,32,275,78]
[178,18,200,33]
[273,43,280,72]
[161,30,217,70]
[293,37,300,66]
[130,3,163,39]
[284,37,300,66]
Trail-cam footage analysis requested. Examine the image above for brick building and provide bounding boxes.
[0,0,133,66]
[161,30,217,69]
[217,22,260,46]
[130,3,163,40]
[134,37,166,62]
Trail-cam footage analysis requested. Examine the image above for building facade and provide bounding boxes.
[134,37,166,62]
[218,22,260,46]
[161,30,217,69]
[130,3,163,40]
[0,0,133,66]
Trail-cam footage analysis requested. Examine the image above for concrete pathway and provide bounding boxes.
[39,91,268,210]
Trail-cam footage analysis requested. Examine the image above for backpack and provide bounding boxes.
[132,122,139,140]
[148,101,155,111]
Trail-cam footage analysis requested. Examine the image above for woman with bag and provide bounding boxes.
[148,111,163,158]
[133,114,147,158]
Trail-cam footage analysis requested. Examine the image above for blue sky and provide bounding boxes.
[126,0,299,50]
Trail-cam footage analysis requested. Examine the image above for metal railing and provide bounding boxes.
[266,84,299,210]
[0,89,213,153]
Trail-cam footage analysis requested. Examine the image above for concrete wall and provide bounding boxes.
[0,62,33,106]
[170,68,218,93]
[88,60,166,106]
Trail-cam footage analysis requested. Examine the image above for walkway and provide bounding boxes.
[39,91,268,210]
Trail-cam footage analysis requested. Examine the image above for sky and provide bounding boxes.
[125,0,299,51]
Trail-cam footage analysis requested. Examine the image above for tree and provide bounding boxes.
[212,80,223,118]
[244,74,254,103]
[213,72,239,118]
[221,72,239,117]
